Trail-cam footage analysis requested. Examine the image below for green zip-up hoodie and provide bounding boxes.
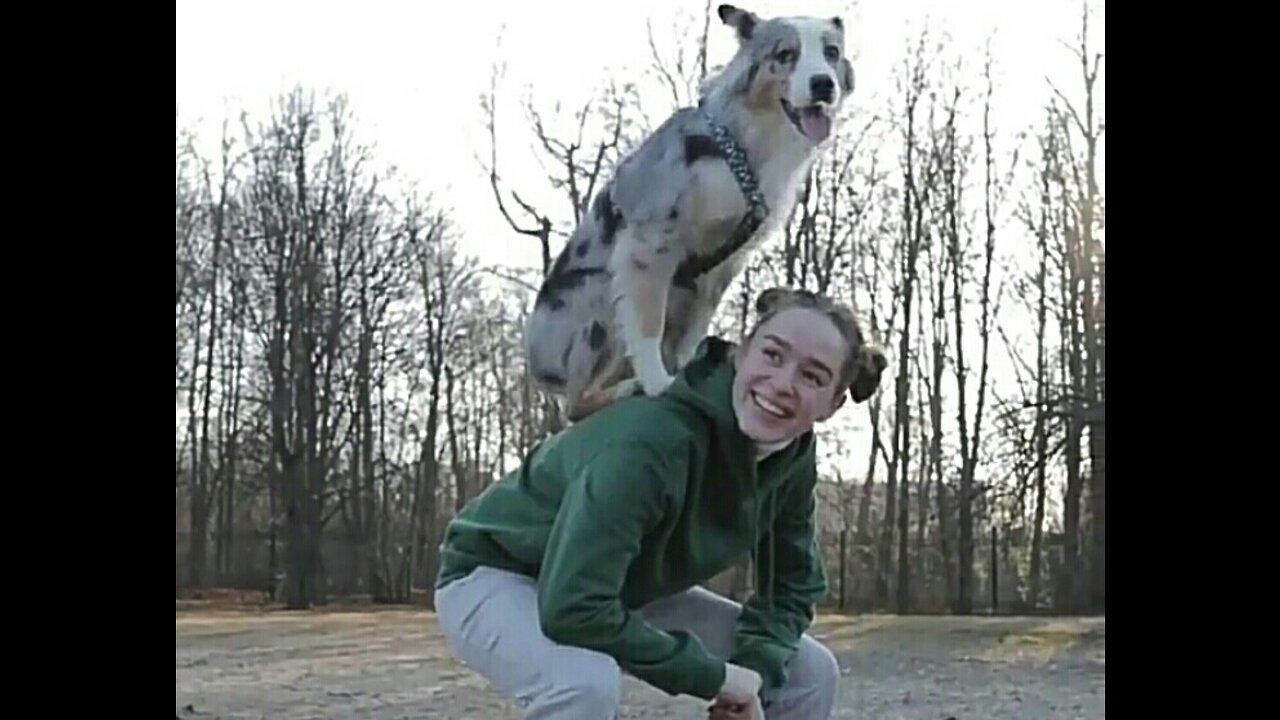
[437,337,827,702]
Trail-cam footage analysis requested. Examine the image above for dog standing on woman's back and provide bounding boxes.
[524,4,857,421]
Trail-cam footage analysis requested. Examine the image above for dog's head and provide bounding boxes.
[717,4,853,146]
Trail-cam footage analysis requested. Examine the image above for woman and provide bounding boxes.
[434,287,888,720]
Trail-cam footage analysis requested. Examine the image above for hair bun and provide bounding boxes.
[848,344,888,404]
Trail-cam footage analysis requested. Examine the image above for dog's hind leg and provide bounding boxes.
[609,223,683,397]
[569,372,642,423]
[558,319,617,419]
[578,378,642,419]
[565,346,629,422]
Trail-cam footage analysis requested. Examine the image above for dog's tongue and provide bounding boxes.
[801,107,831,142]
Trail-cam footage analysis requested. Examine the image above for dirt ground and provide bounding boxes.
[176,603,1104,719]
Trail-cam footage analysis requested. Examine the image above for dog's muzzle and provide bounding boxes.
[809,74,835,105]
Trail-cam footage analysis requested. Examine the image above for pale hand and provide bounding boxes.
[708,696,765,720]
[709,663,764,719]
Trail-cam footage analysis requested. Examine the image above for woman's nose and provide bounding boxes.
[769,373,796,397]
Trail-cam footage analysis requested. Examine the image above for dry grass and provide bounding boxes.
[177,604,1104,719]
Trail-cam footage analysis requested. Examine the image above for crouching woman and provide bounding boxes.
[433,287,888,719]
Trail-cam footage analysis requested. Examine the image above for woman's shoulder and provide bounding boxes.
[563,335,737,458]
[583,395,704,455]
[562,399,710,476]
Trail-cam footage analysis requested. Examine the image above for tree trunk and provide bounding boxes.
[940,84,975,615]
[913,383,930,605]
[282,103,324,610]
[883,58,930,610]
[1087,273,1104,612]
[447,365,467,513]
[929,233,953,607]
[1060,219,1085,613]
[185,282,209,587]
[1028,138,1052,610]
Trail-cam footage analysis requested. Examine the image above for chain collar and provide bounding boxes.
[701,110,769,228]
[674,111,771,287]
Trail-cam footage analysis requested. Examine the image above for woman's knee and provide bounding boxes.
[791,635,840,696]
[765,638,839,719]
[541,653,622,715]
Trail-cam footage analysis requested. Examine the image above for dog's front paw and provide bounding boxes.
[630,336,676,397]
[638,371,675,397]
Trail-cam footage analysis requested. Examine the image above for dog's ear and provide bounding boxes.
[838,57,855,96]
[831,16,844,32]
[718,4,760,42]
[847,343,888,404]
[754,287,791,316]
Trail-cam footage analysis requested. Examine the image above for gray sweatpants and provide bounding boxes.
[435,566,839,719]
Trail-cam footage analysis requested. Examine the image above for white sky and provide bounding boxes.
[176,0,1102,270]
[176,0,1103,491]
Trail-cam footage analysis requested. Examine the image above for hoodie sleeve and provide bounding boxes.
[536,441,727,700]
[730,457,828,697]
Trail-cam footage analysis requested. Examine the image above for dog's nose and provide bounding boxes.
[810,75,835,103]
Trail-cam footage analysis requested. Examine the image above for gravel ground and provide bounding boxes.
[176,606,1103,719]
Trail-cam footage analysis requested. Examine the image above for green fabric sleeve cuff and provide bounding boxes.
[730,642,791,694]
[688,658,728,700]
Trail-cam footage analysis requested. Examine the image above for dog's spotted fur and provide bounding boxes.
[525,4,856,420]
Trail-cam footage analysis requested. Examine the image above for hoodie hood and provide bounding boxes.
[663,336,816,608]
[664,336,743,438]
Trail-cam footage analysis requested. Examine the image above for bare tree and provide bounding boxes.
[884,30,938,613]
[1027,121,1056,610]
[1049,0,1105,612]
[479,61,555,277]
[405,206,476,604]
[237,88,367,608]
[184,120,240,588]
[334,123,411,602]
[643,0,714,114]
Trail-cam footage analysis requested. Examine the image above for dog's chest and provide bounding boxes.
[682,159,803,256]
[756,149,811,218]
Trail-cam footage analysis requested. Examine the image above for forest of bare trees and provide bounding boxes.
[176,3,1104,615]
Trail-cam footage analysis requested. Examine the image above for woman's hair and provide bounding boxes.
[745,287,889,404]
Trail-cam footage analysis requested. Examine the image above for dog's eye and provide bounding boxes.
[824,45,840,62]
[775,48,798,64]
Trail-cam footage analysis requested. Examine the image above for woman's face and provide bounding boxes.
[732,307,849,445]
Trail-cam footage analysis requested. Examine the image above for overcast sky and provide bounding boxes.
[177,0,1103,270]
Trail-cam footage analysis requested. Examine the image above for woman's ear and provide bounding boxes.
[819,388,848,422]
[848,344,889,404]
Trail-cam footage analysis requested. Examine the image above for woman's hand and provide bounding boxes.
[707,696,765,720]
[709,663,765,719]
